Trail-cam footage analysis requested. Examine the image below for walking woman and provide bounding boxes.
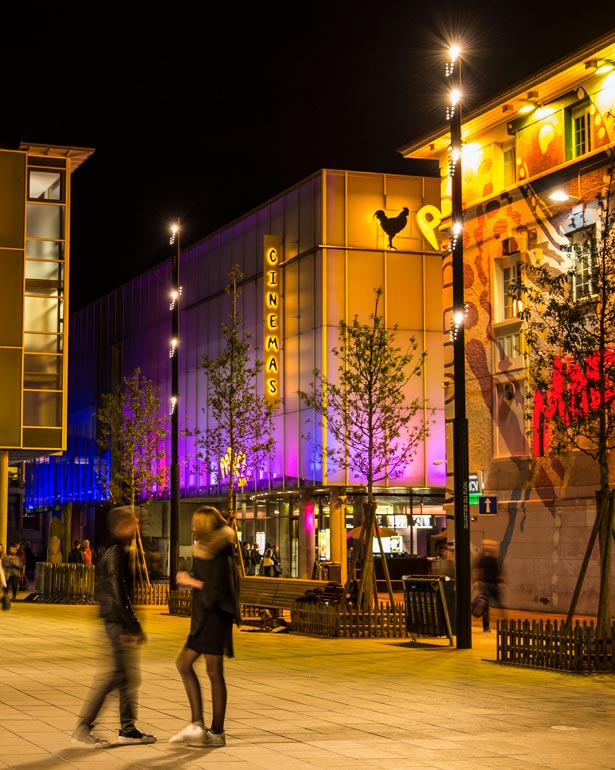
[169,506,241,747]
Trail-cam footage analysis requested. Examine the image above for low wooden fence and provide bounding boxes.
[132,583,169,606]
[291,601,407,638]
[33,562,168,606]
[497,618,615,672]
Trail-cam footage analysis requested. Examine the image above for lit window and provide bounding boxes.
[503,263,521,319]
[572,105,592,158]
[28,169,64,201]
[568,227,596,300]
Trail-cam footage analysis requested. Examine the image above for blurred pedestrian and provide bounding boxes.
[0,555,8,609]
[473,540,504,633]
[3,544,22,600]
[68,540,84,564]
[82,539,96,567]
[23,541,35,586]
[251,544,262,575]
[169,505,241,748]
[72,506,156,748]
[433,542,455,579]
[262,543,274,576]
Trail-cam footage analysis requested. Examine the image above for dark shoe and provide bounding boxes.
[204,729,226,747]
[117,727,157,744]
[72,725,111,749]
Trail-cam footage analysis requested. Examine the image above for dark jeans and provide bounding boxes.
[482,582,502,631]
[6,574,19,600]
[78,621,140,732]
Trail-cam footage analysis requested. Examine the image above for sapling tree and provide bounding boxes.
[97,367,168,585]
[299,287,431,608]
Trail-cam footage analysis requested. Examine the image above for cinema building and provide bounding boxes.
[25,167,448,583]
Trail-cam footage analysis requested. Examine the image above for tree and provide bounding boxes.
[196,265,277,572]
[97,367,169,586]
[516,148,615,635]
[299,287,431,609]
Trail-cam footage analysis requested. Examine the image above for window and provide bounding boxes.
[28,169,64,201]
[496,239,524,322]
[572,104,592,158]
[502,262,521,319]
[568,227,596,300]
[497,330,524,362]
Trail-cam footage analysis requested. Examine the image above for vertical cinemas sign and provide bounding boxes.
[263,235,281,405]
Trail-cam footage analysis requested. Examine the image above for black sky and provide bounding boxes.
[3,4,613,310]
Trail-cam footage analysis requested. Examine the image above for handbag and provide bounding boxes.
[1,590,10,611]
[471,593,488,618]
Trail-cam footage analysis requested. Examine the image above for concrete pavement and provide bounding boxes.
[0,596,614,770]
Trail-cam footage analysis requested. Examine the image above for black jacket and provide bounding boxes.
[190,542,241,636]
[95,539,142,635]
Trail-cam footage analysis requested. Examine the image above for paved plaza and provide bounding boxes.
[0,596,614,770]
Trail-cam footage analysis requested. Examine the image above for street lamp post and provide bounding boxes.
[446,45,472,649]
[169,220,181,589]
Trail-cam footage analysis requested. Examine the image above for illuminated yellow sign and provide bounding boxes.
[264,235,281,404]
[415,204,443,250]
[220,447,247,488]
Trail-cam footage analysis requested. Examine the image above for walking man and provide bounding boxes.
[72,506,156,748]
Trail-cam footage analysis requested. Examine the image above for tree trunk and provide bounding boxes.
[597,489,615,637]
[346,502,395,609]
[566,489,614,635]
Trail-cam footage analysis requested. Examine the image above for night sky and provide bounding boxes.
[3,4,613,310]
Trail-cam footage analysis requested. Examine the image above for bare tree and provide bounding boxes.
[299,287,431,608]
[97,367,168,586]
[516,148,615,635]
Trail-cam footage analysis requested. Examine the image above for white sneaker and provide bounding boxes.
[169,722,205,745]
[204,729,226,747]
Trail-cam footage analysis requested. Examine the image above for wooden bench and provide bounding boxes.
[240,576,344,615]
[168,577,346,618]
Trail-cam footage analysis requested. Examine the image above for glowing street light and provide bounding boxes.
[445,43,472,649]
[169,219,181,589]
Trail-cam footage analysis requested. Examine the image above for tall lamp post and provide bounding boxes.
[169,220,181,589]
[446,44,472,649]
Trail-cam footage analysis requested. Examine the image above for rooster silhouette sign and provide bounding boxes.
[373,206,409,249]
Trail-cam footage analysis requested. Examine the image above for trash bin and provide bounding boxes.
[402,575,456,644]
[319,561,342,583]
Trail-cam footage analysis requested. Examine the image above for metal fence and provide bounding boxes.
[34,562,96,603]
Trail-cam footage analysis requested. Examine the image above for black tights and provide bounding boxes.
[176,646,227,733]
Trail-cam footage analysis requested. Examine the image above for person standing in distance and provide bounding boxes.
[169,505,241,748]
[72,506,156,748]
